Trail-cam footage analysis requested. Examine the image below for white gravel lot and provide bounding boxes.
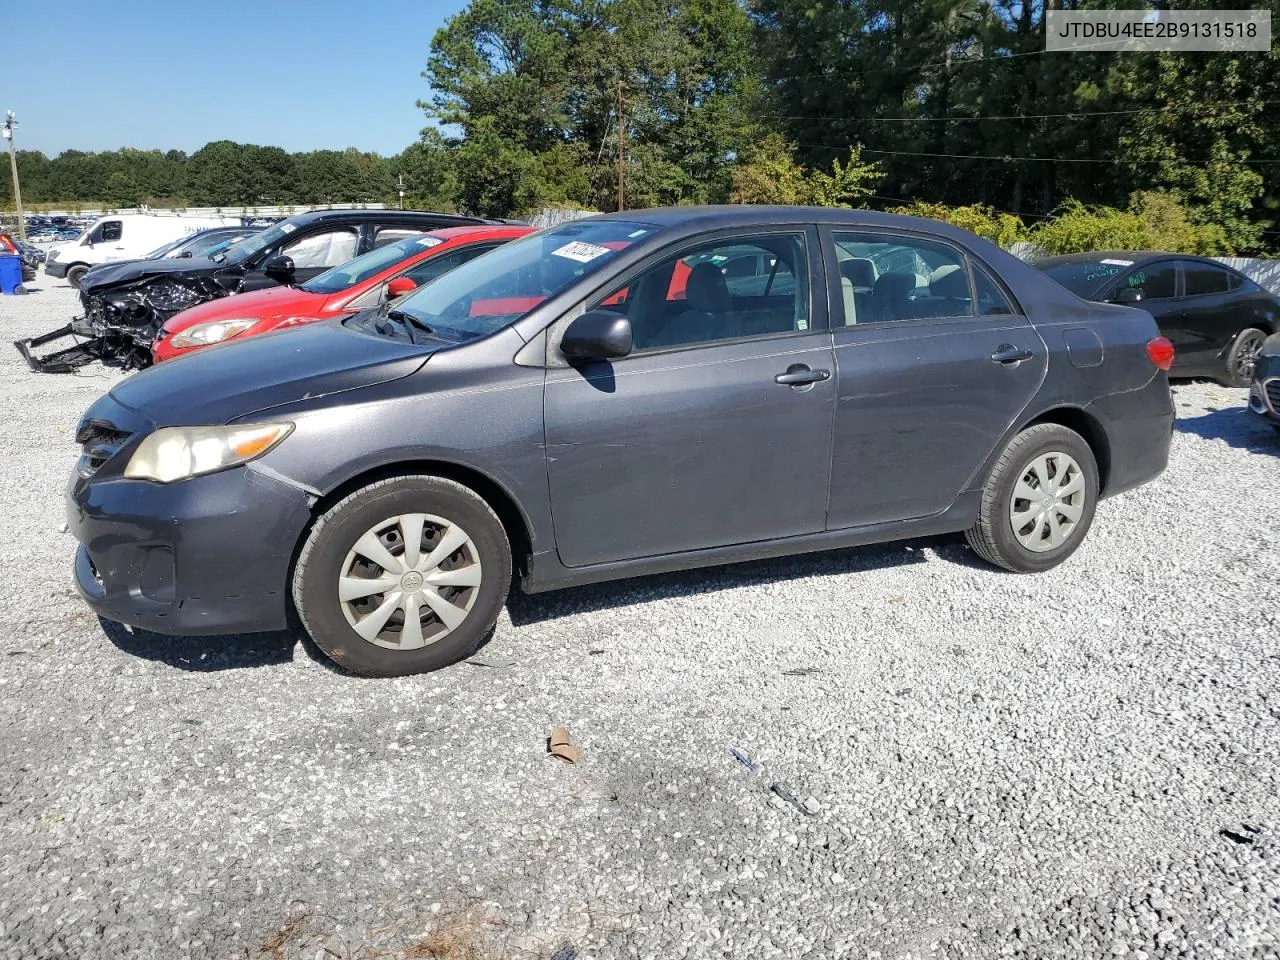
[0,277,1278,960]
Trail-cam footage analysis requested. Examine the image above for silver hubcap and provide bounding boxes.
[1237,334,1263,383]
[1009,451,1086,553]
[338,513,482,650]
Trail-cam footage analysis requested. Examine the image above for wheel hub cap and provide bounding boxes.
[337,512,483,651]
[1009,451,1086,553]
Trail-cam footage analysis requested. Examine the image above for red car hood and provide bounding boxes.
[161,285,329,335]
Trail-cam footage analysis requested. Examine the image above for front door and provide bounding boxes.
[242,226,361,291]
[823,229,1048,529]
[544,228,836,568]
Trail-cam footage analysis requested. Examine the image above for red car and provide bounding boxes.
[153,224,534,362]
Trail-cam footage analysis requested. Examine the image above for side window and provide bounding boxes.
[832,232,973,323]
[372,227,423,249]
[592,234,810,351]
[973,265,1016,316]
[1182,262,1231,297]
[403,243,498,286]
[99,220,123,242]
[282,228,358,269]
[1121,262,1177,300]
[1228,271,1246,292]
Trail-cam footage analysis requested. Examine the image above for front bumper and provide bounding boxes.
[1249,377,1280,426]
[44,260,68,278]
[68,462,314,635]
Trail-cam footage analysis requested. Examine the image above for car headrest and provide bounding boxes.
[929,264,970,299]
[686,262,731,313]
[875,273,915,301]
[839,258,876,291]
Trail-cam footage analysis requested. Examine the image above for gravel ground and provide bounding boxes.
[1,278,1278,960]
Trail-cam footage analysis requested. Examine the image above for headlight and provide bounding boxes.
[169,318,259,349]
[123,423,293,483]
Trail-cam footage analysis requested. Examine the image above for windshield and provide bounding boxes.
[381,220,650,343]
[1039,258,1135,297]
[144,237,186,259]
[301,234,433,294]
[220,221,291,265]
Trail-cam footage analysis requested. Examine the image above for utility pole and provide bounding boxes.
[396,173,407,210]
[3,112,26,241]
[616,81,625,212]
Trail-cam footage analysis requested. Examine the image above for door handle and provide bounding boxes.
[775,364,831,386]
[991,344,1034,365]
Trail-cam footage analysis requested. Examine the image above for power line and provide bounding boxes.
[796,142,1276,167]
[757,98,1280,124]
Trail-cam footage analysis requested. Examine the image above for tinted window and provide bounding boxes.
[1119,262,1177,300]
[592,234,809,351]
[99,220,122,242]
[372,227,423,249]
[403,243,498,286]
[833,232,972,322]
[302,234,437,294]
[282,228,359,269]
[974,265,1015,315]
[1183,262,1230,297]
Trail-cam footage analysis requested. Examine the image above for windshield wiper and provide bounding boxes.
[386,309,437,344]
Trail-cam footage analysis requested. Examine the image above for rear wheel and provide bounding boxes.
[66,264,89,289]
[293,476,512,677]
[1225,328,1267,388]
[966,423,1099,573]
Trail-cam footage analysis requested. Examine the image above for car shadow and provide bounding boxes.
[98,617,298,672]
[99,535,972,670]
[1177,408,1279,454]
[507,534,960,626]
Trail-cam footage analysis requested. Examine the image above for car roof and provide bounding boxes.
[1037,251,1191,268]
[424,224,535,242]
[282,208,488,228]
[590,204,990,237]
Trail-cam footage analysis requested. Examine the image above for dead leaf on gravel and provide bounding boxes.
[548,726,581,763]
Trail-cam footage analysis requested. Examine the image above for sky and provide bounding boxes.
[6,0,470,158]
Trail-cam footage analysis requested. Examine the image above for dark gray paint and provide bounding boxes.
[68,206,1174,635]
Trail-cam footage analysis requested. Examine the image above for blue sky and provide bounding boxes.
[8,0,470,158]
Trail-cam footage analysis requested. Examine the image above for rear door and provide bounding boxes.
[544,227,837,567]
[1172,260,1250,367]
[823,228,1047,529]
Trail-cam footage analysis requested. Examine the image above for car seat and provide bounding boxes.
[839,258,876,325]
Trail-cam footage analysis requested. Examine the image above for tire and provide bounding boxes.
[1225,328,1268,388]
[965,423,1100,574]
[66,264,89,289]
[293,475,512,677]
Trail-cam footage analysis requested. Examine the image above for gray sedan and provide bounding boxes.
[68,207,1175,676]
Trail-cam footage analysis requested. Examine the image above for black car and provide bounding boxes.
[1249,333,1280,432]
[76,225,264,286]
[16,209,492,373]
[1037,252,1279,387]
[67,206,1175,677]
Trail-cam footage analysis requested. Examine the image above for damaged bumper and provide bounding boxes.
[15,273,236,373]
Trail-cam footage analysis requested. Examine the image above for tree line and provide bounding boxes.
[6,0,1279,253]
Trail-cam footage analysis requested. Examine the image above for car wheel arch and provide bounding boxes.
[304,459,534,579]
[1018,407,1112,495]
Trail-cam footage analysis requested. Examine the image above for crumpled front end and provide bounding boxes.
[16,271,241,373]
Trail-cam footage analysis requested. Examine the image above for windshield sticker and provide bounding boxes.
[627,229,648,238]
[416,236,444,248]
[1128,271,1146,288]
[1086,266,1123,282]
[280,223,297,233]
[552,241,611,263]
[1099,258,1133,266]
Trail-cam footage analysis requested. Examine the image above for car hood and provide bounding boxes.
[81,256,236,296]
[161,286,327,334]
[108,319,436,426]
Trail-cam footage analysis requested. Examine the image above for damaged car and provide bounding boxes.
[15,208,492,373]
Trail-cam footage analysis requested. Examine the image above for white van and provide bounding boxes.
[45,214,241,288]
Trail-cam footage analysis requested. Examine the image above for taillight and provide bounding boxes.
[1146,337,1175,371]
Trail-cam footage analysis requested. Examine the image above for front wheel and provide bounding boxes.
[66,264,89,289]
[292,476,512,677]
[965,423,1099,573]
[1225,328,1267,388]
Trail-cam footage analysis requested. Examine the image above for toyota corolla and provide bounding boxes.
[67,207,1175,676]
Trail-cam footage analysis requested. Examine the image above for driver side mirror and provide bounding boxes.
[177,250,193,259]
[1112,287,1142,304]
[386,276,418,299]
[561,309,633,363]
[263,254,296,285]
